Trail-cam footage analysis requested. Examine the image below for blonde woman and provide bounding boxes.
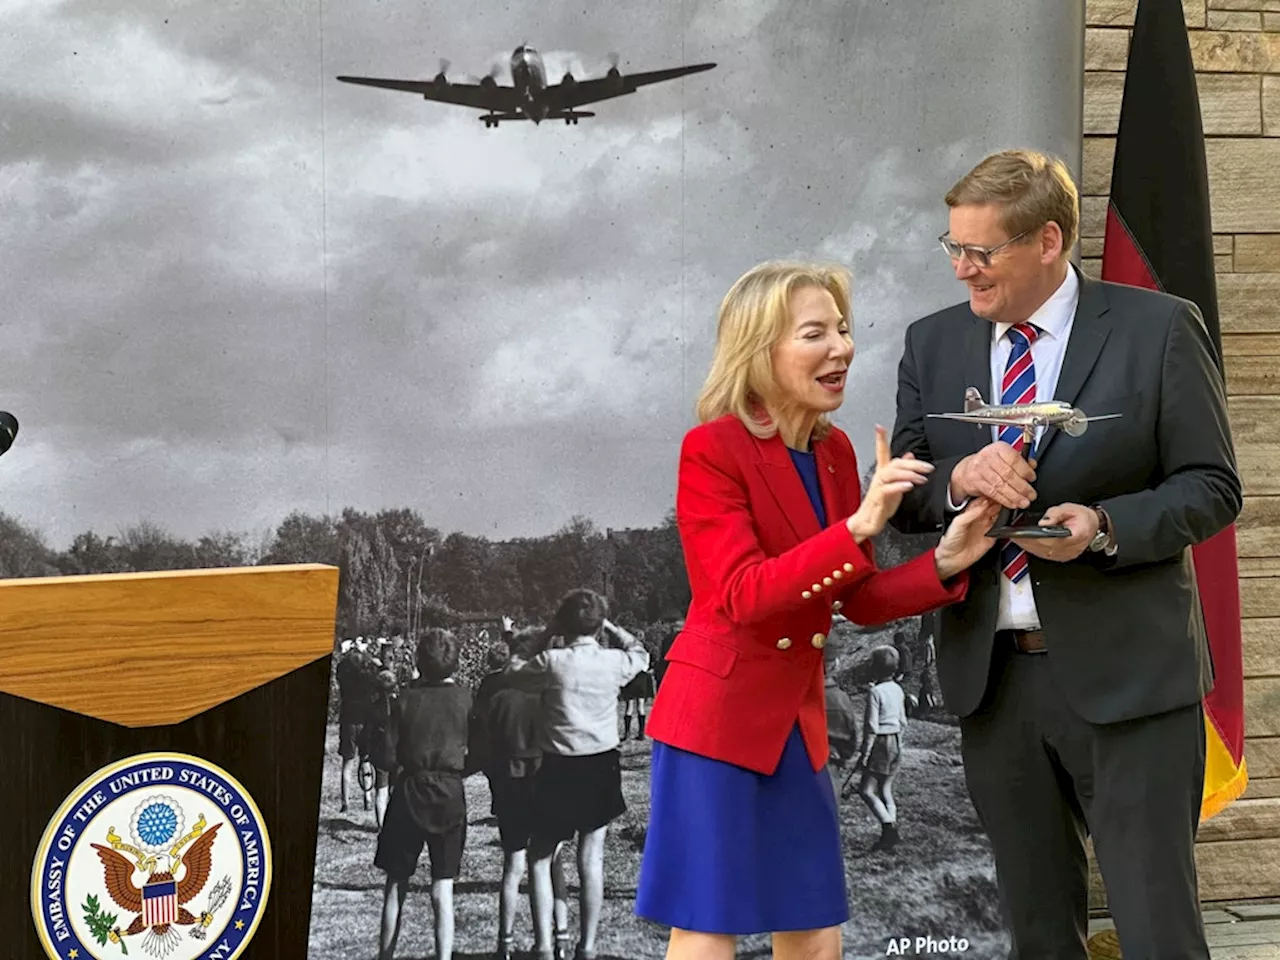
[634,260,1000,960]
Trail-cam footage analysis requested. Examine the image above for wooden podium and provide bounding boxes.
[0,564,339,960]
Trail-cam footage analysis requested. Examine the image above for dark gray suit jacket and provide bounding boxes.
[889,270,1242,724]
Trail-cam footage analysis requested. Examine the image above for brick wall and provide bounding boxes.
[1081,0,1280,904]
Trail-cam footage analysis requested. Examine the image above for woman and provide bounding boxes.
[634,260,1000,960]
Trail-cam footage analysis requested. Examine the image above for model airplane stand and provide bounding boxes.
[1,563,339,960]
[986,421,1073,540]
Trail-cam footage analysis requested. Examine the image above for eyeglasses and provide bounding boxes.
[938,227,1035,268]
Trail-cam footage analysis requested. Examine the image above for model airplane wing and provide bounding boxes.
[926,412,1035,426]
[336,76,518,112]
[550,63,716,109]
[926,410,1123,437]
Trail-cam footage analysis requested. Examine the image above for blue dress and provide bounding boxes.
[635,447,847,934]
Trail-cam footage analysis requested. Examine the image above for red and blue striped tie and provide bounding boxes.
[998,322,1040,583]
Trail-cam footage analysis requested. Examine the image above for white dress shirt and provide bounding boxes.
[949,267,1081,631]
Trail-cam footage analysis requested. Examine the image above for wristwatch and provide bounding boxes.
[1089,506,1118,556]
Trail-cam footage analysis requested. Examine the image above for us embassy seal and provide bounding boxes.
[30,752,271,960]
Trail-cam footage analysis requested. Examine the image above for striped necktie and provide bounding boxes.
[998,322,1040,583]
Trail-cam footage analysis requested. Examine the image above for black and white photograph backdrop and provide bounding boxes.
[2,0,1082,956]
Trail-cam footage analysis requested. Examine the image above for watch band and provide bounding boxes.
[1091,505,1117,555]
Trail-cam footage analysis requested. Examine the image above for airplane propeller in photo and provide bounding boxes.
[337,45,716,127]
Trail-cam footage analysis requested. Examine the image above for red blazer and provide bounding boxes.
[645,415,968,775]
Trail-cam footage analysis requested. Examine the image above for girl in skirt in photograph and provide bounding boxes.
[504,588,651,960]
[618,656,654,740]
[482,627,569,960]
[855,645,908,851]
[634,260,1001,960]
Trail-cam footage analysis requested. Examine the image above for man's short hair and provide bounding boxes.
[946,148,1079,255]
[416,628,460,681]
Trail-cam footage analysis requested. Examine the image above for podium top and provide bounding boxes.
[0,563,340,727]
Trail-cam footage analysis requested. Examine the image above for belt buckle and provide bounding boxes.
[1013,629,1047,655]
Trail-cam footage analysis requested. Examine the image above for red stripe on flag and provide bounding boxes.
[1195,526,1246,764]
[1104,208,1245,762]
[1101,205,1159,290]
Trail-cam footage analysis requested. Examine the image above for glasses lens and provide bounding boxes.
[969,248,991,268]
[940,238,962,259]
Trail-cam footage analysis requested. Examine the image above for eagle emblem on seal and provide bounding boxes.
[86,795,231,958]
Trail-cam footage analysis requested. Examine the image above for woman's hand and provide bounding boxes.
[934,497,1003,581]
[846,425,934,542]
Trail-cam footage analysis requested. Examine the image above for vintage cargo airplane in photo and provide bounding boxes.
[337,45,716,128]
[928,387,1121,438]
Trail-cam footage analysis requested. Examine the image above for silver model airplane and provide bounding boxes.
[928,387,1121,438]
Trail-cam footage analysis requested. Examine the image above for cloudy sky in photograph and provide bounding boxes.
[0,0,1080,549]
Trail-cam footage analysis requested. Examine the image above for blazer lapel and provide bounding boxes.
[1035,271,1112,464]
[814,438,844,520]
[752,433,822,542]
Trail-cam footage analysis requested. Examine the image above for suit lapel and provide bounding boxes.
[1035,272,1112,464]
[752,432,822,542]
[959,316,996,456]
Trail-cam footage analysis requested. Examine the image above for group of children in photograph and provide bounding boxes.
[333,588,653,960]
[330,597,940,959]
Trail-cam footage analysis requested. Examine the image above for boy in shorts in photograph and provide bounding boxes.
[374,628,476,960]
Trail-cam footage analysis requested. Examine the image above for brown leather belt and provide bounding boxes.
[997,628,1047,654]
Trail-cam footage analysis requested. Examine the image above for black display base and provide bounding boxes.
[987,509,1072,539]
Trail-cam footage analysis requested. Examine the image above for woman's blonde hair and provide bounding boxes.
[695,260,852,440]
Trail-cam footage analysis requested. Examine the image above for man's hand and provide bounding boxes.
[950,442,1037,510]
[1018,503,1099,562]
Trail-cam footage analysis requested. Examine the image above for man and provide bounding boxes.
[889,149,1241,959]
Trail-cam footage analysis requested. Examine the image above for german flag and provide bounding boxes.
[1100,0,1246,820]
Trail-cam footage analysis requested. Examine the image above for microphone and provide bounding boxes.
[0,412,18,456]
